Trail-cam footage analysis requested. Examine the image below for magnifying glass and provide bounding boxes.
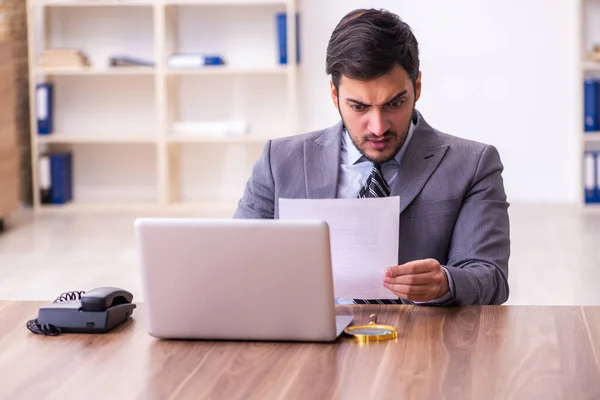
[344,313,398,342]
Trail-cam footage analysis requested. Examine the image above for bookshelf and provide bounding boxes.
[580,0,600,208]
[25,0,299,213]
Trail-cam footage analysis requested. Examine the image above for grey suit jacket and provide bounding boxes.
[233,110,510,306]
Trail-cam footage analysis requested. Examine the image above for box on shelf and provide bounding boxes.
[38,48,91,69]
[589,45,600,62]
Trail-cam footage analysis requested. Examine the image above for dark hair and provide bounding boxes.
[326,8,420,91]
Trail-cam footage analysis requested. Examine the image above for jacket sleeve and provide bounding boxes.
[233,140,276,219]
[437,144,511,305]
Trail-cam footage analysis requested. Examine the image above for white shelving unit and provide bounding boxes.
[26,0,299,213]
[579,0,600,209]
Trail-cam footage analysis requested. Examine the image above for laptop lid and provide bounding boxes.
[135,218,348,342]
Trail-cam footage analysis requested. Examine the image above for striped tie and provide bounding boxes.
[355,162,401,304]
[358,163,391,198]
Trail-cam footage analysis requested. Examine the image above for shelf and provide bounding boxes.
[168,201,238,213]
[36,201,238,214]
[35,67,155,76]
[27,0,299,213]
[36,1,155,7]
[166,65,289,75]
[168,134,274,144]
[583,60,600,72]
[165,0,289,6]
[583,132,600,142]
[37,202,159,213]
[37,134,157,144]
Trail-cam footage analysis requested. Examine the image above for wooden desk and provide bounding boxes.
[1,301,600,400]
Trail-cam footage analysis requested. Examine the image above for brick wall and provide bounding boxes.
[0,0,32,205]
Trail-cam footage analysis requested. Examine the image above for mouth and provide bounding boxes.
[367,138,390,150]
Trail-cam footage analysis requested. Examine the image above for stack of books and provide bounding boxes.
[38,49,91,69]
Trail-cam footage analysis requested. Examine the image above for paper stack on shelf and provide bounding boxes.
[172,121,250,137]
[38,48,91,68]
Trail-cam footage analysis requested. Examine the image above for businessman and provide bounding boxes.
[233,8,510,306]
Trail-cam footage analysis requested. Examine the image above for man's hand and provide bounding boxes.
[383,259,449,303]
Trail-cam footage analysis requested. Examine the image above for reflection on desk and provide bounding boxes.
[1,301,600,399]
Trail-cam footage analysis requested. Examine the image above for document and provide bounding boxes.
[279,197,400,299]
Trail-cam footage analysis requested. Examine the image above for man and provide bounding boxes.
[233,8,510,306]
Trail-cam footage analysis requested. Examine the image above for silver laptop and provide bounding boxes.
[134,217,354,342]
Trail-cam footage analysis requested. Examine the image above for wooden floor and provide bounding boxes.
[0,203,599,305]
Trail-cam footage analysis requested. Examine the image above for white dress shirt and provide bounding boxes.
[334,123,454,305]
[336,122,416,199]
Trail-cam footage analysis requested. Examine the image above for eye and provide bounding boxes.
[350,104,366,112]
[387,99,405,109]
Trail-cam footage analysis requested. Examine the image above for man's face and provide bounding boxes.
[331,64,421,164]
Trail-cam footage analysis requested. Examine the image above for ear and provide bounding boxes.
[414,72,422,102]
[330,80,339,111]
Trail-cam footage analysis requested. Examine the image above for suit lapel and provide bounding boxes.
[304,122,343,199]
[390,114,449,213]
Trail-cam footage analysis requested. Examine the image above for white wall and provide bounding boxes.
[297,0,581,204]
[35,0,582,205]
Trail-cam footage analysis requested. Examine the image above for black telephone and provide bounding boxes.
[27,287,137,336]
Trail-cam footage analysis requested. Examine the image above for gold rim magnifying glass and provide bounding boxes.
[344,314,398,342]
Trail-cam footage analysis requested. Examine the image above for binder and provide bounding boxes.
[596,150,600,203]
[167,54,225,68]
[39,154,52,204]
[583,151,598,203]
[276,12,301,65]
[36,82,53,135]
[49,152,73,205]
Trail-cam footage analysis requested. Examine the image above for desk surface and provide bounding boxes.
[1,302,600,400]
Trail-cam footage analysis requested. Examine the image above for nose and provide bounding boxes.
[366,109,389,136]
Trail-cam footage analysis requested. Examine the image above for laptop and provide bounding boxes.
[134,217,354,342]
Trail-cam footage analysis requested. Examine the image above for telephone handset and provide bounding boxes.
[27,287,137,336]
[79,287,134,312]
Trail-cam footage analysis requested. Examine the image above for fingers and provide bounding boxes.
[384,271,439,286]
[382,259,446,302]
[383,282,436,302]
[385,259,439,278]
[383,283,430,296]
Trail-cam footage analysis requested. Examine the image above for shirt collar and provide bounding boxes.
[342,121,416,166]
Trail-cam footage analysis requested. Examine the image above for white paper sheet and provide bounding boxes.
[278,197,400,299]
